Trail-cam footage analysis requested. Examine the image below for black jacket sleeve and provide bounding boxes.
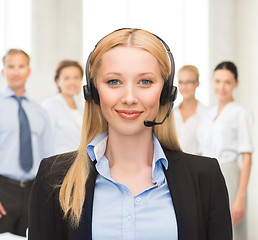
[28,156,68,240]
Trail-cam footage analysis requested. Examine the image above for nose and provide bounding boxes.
[219,82,226,91]
[13,67,19,75]
[121,84,138,105]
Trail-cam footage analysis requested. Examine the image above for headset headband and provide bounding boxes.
[83,28,177,105]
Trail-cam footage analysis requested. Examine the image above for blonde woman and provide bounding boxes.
[28,29,232,240]
[174,65,207,154]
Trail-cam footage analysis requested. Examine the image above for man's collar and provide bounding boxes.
[1,86,28,99]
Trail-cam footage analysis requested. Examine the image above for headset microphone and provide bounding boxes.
[144,101,174,127]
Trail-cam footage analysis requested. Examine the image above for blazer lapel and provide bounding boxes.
[70,161,97,240]
[163,149,198,240]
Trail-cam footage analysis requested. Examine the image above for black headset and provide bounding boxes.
[83,28,177,106]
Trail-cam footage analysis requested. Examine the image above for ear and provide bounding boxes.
[55,78,60,86]
[28,67,31,77]
[1,68,4,77]
[235,80,239,88]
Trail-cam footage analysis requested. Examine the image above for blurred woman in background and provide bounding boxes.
[174,65,206,154]
[42,60,83,154]
[197,61,253,240]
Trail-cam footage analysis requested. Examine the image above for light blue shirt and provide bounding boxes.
[87,131,178,240]
[0,86,53,180]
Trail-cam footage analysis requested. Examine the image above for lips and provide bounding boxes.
[116,110,142,120]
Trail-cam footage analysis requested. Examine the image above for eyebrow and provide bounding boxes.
[138,72,156,76]
[102,72,157,78]
[103,72,122,77]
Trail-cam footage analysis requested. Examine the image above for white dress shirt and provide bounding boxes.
[174,101,207,154]
[42,94,83,155]
[197,101,254,164]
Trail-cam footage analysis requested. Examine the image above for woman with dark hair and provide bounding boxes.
[29,29,232,240]
[42,60,84,154]
[197,61,253,240]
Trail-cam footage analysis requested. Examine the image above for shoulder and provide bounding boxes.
[35,151,78,186]
[228,102,253,123]
[173,104,181,118]
[25,97,50,120]
[41,95,63,109]
[163,149,220,176]
[197,101,208,113]
[231,102,252,114]
[199,105,216,122]
[0,93,10,108]
[0,92,4,100]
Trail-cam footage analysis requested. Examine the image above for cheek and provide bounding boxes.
[212,82,219,91]
[75,80,82,87]
[98,89,116,114]
[145,89,161,111]
[22,69,31,78]
[227,84,235,90]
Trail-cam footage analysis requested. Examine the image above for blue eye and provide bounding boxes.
[107,79,119,85]
[141,79,151,85]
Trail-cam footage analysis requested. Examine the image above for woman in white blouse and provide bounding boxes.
[174,65,206,154]
[42,60,84,155]
[197,61,253,240]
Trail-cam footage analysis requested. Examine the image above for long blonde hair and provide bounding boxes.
[59,28,181,227]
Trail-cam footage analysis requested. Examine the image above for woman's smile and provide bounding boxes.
[116,110,143,120]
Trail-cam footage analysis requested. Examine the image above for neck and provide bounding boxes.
[62,94,77,109]
[218,97,234,109]
[10,86,25,98]
[179,98,198,122]
[106,130,154,169]
[215,97,234,120]
[180,97,197,109]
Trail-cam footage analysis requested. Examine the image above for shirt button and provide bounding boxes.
[136,197,141,202]
[158,183,161,187]
[127,215,132,221]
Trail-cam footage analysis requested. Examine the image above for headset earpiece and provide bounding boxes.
[83,85,91,102]
[160,83,177,105]
[159,49,177,105]
[83,80,100,104]
[83,51,100,104]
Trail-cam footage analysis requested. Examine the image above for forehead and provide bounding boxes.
[60,66,81,74]
[178,70,197,79]
[99,46,160,72]
[213,69,235,79]
[4,53,29,65]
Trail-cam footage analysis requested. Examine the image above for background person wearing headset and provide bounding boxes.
[197,61,253,240]
[28,28,232,240]
[42,60,84,155]
[174,65,207,154]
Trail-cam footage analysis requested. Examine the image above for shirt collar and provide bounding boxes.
[1,86,29,100]
[86,131,168,170]
[87,131,108,162]
[153,133,168,170]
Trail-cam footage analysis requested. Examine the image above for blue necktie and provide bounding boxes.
[13,96,33,172]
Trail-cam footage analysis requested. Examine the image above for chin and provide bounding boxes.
[109,122,150,137]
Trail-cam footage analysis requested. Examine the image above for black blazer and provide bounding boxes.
[28,149,232,240]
